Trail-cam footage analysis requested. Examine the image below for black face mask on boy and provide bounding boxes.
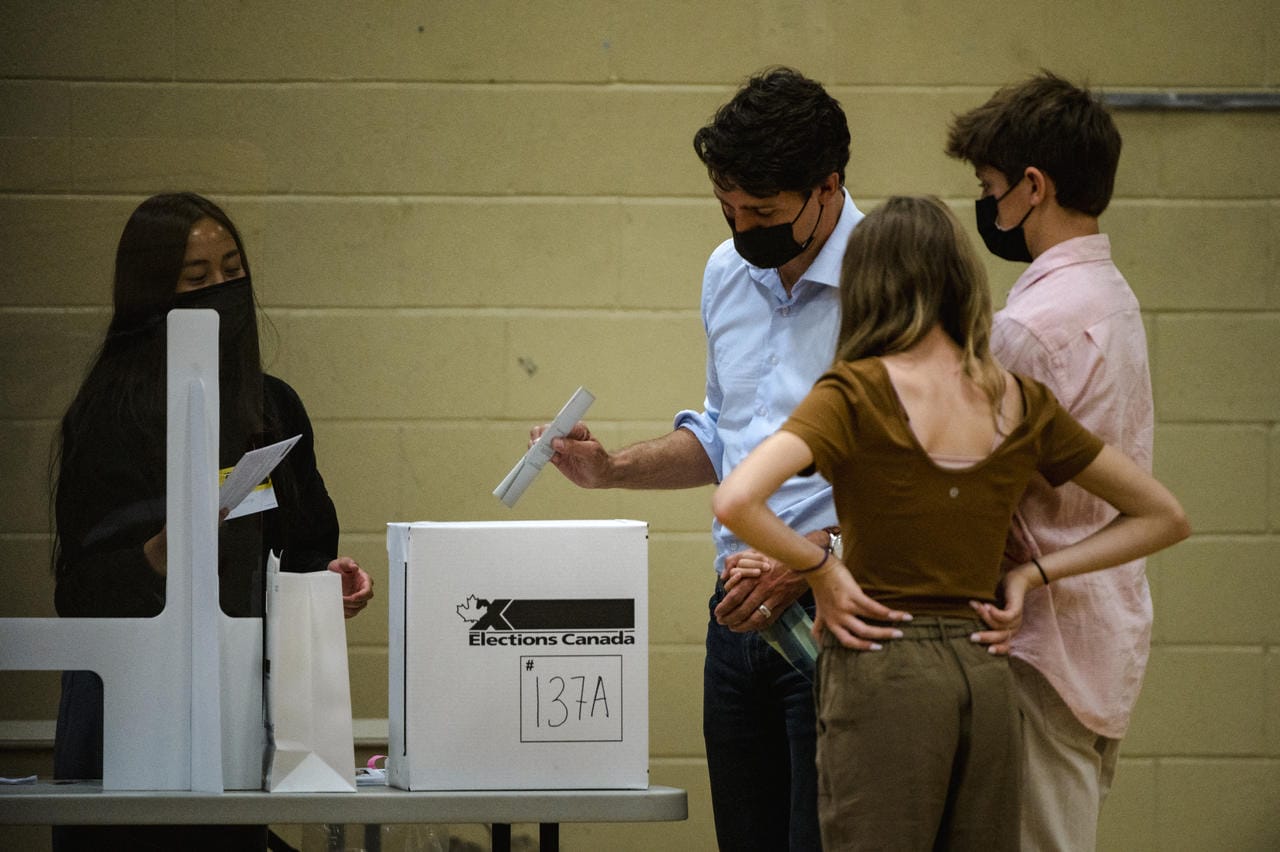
[975,175,1034,263]
[730,190,823,269]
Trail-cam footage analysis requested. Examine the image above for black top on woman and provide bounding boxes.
[51,192,372,852]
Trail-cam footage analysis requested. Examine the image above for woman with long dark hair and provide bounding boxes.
[712,196,1188,850]
[52,192,371,851]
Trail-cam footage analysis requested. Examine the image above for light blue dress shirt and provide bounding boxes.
[675,189,864,574]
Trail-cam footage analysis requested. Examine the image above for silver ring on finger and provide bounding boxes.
[758,603,771,620]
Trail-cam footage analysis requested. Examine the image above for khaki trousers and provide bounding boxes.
[815,618,1020,851]
[1012,657,1121,852]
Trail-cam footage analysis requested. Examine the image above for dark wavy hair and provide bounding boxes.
[945,71,1122,217]
[693,66,851,197]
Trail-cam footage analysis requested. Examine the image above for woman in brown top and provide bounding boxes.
[712,196,1188,851]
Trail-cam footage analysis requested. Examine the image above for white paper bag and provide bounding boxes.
[265,553,356,792]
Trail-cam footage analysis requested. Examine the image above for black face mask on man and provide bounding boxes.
[730,190,823,269]
[975,175,1034,263]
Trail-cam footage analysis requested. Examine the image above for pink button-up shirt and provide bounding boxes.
[992,233,1154,739]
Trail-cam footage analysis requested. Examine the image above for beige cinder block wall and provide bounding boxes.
[2,2,1277,849]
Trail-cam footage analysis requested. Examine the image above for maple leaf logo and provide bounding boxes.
[455,595,489,623]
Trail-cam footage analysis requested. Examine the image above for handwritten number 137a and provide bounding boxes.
[534,675,610,727]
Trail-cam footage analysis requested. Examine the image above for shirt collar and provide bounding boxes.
[1009,233,1112,300]
[745,188,862,292]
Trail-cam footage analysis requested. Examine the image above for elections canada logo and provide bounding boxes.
[456,595,636,647]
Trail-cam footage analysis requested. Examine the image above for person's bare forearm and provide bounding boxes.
[607,427,718,489]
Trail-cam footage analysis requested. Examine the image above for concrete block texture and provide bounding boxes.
[266,310,509,419]
[1126,646,1267,756]
[1274,426,1280,531]
[0,81,72,137]
[1108,201,1276,311]
[0,137,75,194]
[0,197,131,306]
[0,423,61,536]
[1150,536,1280,645]
[648,534,719,646]
[1153,425,1269,533]
[0,312,105,419]
[0,1,175,79]
[0,536,56,618]
[1269,650,1280,756]
[1154,759,1280,851]
[347,645,386,721]
[2,2,1278,847]
[39,82,717,197]
[4,1,1275,88]
[239,197,724,310]
[1155,316,1280,422]
[1117,111,1280,199]
[649,646,706,758]
[180,1,617,83]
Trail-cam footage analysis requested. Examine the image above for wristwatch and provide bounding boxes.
[825,527,843,560]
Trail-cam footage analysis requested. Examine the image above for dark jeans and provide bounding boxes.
[703,585,821,852]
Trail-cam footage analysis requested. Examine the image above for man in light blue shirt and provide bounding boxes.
[532,67,858,851]
[676,188,859,577]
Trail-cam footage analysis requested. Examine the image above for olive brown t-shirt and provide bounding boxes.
[782,357,1104,617]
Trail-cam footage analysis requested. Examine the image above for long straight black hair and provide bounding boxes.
[69,193,255,444]
[51,193,258,577]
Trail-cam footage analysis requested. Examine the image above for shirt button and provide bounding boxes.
[756,405,768,417]
[949,487,960,498]
[768,355,779,366]
[779,306,790,317]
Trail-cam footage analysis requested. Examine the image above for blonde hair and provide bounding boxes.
[837,195,1005,415]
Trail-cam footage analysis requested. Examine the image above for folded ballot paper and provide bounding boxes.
[219,434,301,520]
[494,387,595,507]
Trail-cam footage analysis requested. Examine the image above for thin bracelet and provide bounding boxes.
[1031,556,1050,586]
[794,550,830,575]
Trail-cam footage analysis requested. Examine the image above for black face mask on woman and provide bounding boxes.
[731,191,823,269]
[172,276,257,345]
[171,276,263,453]
[974,176,1034,263]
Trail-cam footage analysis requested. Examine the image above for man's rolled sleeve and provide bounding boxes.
[674,405,724,482]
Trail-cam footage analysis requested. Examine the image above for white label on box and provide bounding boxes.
[520,654,624,742]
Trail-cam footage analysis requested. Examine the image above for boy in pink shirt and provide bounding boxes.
[946,72,1154,850]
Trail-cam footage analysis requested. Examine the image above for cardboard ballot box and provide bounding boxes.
[387,520,649,791]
